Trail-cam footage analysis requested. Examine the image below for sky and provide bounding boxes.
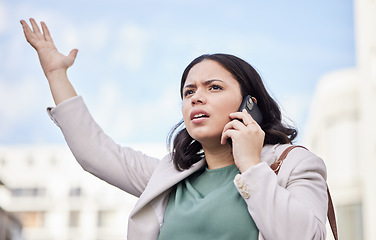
[0,0,355,147]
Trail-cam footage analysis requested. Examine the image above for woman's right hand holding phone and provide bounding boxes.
[221,109,265,173]
[20,18,78,105]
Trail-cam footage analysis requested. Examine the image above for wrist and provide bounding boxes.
[239,164,252,173]
[45,69,77,106]
[45,68,67,81]
[238,158,260,173]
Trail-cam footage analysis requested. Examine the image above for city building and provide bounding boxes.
[0,144,166,240]
[0,178,23,240]
[304,0,376,239]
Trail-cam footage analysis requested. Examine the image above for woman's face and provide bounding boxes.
[182,60,243,145]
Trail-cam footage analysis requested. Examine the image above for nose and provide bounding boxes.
[191,90,206,105]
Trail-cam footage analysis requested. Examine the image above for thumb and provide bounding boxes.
[68,49,78,62]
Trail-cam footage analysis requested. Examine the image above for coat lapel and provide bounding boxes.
[128,144,283,240]
[132,144,278,215]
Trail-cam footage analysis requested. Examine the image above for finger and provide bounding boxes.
[65,49,79,68]
[20,20,33,37]
[41,21,53,42]
[244,121,258,128]
[29,18,42,36]
[223,119,245,133]
[221,120,245,144]
[20,19,39,47]
[68,49,78,62]
[230,109,257,126]
[221,129,236,145]
[221,121,235,144]
[229,109,250,120]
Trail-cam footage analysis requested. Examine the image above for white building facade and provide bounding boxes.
[304,0,376,239]
[0,144,165,240]
[0,179,23,240]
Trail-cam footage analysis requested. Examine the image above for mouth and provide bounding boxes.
[193,113,209,119]
[190,110,210,121]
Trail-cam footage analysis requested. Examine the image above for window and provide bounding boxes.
[11,187,46,197]
[69,187,81,197]
[14,211,44,228]
[97,210,116,228]
[69,211,80,228]
[0,156,6,167]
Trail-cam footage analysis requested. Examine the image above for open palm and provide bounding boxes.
[21,18,78,77]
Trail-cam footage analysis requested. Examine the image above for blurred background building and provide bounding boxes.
[304,0,376,239]
[0,145,157,240]
[0,178,23,240]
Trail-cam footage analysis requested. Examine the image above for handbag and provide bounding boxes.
[270,145,338,240]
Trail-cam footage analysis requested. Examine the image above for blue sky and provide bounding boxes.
[0,0,355,146]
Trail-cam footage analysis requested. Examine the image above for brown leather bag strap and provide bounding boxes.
[327,186,339,240]
[270,145,308,174]
[270,145,338,240]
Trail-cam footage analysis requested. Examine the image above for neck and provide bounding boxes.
[202,142,234,170]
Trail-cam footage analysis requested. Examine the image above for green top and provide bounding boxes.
[158,164,259,240]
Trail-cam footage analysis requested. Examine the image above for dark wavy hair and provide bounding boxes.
[167,53,297,171]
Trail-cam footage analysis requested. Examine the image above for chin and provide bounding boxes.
[188,127,223,143]
[191,134,222,146]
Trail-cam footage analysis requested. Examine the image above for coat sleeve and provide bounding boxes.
[47,96,161,197]
[234,147,328,240]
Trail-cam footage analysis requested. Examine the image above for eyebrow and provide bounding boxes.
[183,79,225,90]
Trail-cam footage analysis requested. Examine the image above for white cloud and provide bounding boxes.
[0,76,46,139]
[89,79,134,141]
[89,79,181,144]
[0,77,39,119]
[278,93,311,131]
[7,31,31,71]
[60,27,80,52]
[58,20,111,53]
[109,23,151,71]
[136,87,182,125]
[0,1,9,34]
[84,21,110,50]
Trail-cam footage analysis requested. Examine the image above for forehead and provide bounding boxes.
[184,60,236,85]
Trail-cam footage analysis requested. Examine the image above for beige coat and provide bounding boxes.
[48,96,328,240]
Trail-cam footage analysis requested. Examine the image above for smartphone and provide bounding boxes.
[238,95,263,125]
[227,95,263,145]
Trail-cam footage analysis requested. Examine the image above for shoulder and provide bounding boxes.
[275,144,327,185]
[159,153,174,164]
[151,153,178,173]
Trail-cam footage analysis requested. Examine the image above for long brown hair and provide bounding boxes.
[168,53,297,171]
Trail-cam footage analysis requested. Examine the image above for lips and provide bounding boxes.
[190,109,210,121]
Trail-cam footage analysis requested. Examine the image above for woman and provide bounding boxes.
[21,18,328,240]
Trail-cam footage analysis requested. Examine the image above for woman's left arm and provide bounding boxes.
[235,149,328,240]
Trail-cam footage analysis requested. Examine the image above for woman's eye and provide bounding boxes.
[184,89,194,97]
[210,85,223,91]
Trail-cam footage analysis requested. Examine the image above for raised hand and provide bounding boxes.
[20,18,78,78]
[20,18,78,105]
